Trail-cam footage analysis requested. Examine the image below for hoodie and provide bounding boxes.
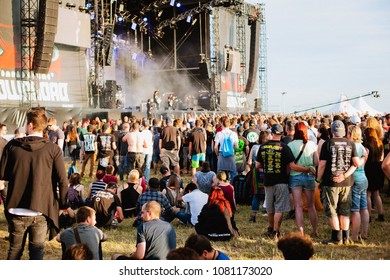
[0,136,68,239]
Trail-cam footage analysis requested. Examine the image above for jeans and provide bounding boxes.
[143,153,152,182]
[251,190,265,212]
[176,211,192,225]
[351,180,368,212]
[7,215,48,260]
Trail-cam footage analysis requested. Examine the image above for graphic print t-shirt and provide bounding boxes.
[320,138,358,187]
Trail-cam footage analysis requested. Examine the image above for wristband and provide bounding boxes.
[315,178,322,184]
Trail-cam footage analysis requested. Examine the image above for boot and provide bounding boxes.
[248,216,256,223]
[376,214,385,222]
[342,230,351,245]
[322,230,342,245]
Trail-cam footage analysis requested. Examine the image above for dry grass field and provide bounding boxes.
[0,163,389,260]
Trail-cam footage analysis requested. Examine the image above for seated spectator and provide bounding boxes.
[166,247,199,260]
[57,206,108,260]
[113,201,176,260]
[86,170,107,205]
[159,166,184,192]
[192,161,217,194]
[162,174,184,208]
[216,171,236,215]
[92,182,124,228]
[134,177,176,226]
[103,164,118,184]
[277,232,314,260]
[176,182,208,226]
[67,173,85,210]
[184,233,230,260]
[119,169,143,218]
[58,206,76,229]
[195,186,238,241]
[62,243,93,260]
[135,167,147,193]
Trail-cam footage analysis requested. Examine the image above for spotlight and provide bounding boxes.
[170,0,175,6]
[86,3,92,9]
[186,15,191,23]
[131,22,137,30]
[66,2,76,8]
[79,6,89,12]
[118,16,123,22]
[143,17,148,22]
[176,2,181,8]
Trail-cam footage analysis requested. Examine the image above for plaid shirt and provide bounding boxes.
[136,190,174,221]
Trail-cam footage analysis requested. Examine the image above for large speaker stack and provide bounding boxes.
[33,0,59,74]
[244,20,260,94]
[102,80,117,109]
[198,62,211,80]
[102,24,114,66]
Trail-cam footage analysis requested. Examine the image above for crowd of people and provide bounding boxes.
[0,107,390,260]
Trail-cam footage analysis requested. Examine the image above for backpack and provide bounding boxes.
[67,165,78,179]
[221,131,234,157]
[67,185,82,209]
[233,174,252,205]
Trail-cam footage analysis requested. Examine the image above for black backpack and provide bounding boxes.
[67,185,83,209]
[232,174,252,205]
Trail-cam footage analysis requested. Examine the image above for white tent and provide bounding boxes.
[321,95,359,115]
[350,95,381,116]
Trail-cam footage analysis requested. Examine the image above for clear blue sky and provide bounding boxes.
[245,0,390,114]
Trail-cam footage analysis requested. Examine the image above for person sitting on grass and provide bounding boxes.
[184,233,230,260]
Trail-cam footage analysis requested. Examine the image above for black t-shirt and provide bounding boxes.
[92,190,122,227]
[256,140,295,186]
[320,137,358,187]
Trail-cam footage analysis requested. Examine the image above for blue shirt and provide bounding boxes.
[216,250,230,260]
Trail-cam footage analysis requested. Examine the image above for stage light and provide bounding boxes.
[176,2,181,8]
[66,2,76,8]
[170,0,175,6]
[131,22,137,30]
[143,17,148,22]
[118,16,123,22]
[79,6,89,12]
[186,15,191,23]
[119,3,124,12]
[86,3,92,9]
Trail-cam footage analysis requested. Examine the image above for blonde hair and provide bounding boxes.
[348,125,362,143]
[128,169,140,183]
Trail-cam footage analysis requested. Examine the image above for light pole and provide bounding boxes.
[281,92,287,114]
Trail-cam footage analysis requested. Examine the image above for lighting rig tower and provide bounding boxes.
[258,3,268,112]
[210,6,221,96]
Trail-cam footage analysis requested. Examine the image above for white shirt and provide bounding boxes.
[182,189,208,225]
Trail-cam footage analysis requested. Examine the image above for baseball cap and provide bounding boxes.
[350,115,361,125]
[271,124,284,135]
[331,120,346,137]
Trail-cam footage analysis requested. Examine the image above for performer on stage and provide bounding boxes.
[167,93,176,110]
[153,90,161,110]
[146,99,154,118]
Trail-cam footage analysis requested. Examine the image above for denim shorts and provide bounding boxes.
[351,180,368,212]
[289,173,316,190]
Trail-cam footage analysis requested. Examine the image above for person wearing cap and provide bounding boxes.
[159,115,181,175]
[316,120,359,245]
[92,182,124,228]
[255,123,308,238]
[350,115,361,126]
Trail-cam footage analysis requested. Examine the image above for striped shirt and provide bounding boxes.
[91,181,107,198]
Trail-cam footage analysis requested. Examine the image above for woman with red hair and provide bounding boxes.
[195,186,238,241]
[287,121,319,236]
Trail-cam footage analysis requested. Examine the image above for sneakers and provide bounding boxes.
[248,216,256,223]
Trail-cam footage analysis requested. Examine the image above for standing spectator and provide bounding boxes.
[80,124,97,178]
[192,161,217,194]
[65,125,80,164]
[92,182,124,228]
[152,126,162,175]
[0,107,68,259]
[363,127,385,222]
[214,117,239,181]
[141,119,153,182]
[57,206,108,260]
[205,123,216,172]
[47,117,65,151]
[307,118,318,144]
[159,116,181,175]
[117,122,130,181]
[347,125,369,242]
[243,119,261,150]
[122,122,145,172]
[96,123,117,172]
[255,124,305,238]
[188,119,207,177]
[287,122,319,236]
[316,120,359,245]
